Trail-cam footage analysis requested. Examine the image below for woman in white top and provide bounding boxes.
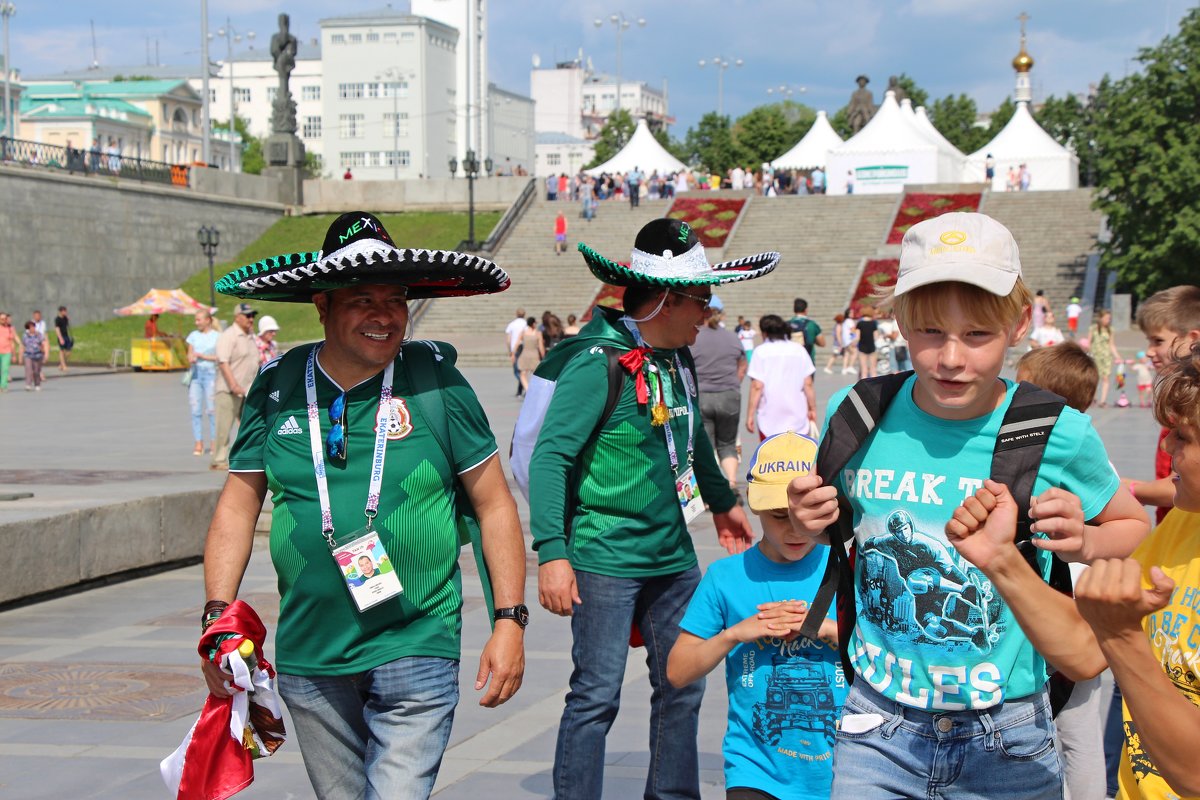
[746,315,816,439]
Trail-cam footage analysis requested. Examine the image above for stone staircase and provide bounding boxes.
[415,195,673,365]
[714,194,900,329]
[982,189,1102,313]
[415,188,1104,366]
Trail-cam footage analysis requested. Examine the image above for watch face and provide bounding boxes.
[516,605,530,626]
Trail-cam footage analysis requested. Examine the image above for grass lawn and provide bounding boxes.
[69,211,501,366]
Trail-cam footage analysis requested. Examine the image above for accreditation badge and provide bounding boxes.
[675,467,705,527]
[331,527,403,612]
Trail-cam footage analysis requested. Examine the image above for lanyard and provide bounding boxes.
[305,345,394,547]
[620,317,696,471]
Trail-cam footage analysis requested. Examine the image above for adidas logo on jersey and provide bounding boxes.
[277,416,304,436]
[269,390,281,402]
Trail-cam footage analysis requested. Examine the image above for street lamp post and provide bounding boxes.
[2,3,16,141]
[376,68,404,181]
[697,55,743,117]
[197,226,220,310]
[593,12,646,116]
[451,149,492,249]
[200,0,211,165]
[767,84,806,101]
[216,19,254,171]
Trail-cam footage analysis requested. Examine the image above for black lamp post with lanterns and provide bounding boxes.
[197,225,220,309]
[449,148,492,250]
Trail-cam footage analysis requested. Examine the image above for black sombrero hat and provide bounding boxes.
[214,211,510,302]
[578,218,779,288]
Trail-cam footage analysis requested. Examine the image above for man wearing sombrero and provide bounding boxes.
[527,218,779,799]
[200,212,528,799]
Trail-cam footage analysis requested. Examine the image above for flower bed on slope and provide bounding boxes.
[665,197,747,248]
[886,192,983,244]
[849,258,900,316]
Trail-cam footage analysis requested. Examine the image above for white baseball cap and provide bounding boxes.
[895,212,1021,297]
[257,315,280,334]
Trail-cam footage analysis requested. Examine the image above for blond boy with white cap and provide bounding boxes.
[785,212,1148,799]
[668,431,843,800]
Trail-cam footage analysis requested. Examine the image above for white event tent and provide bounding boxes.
[771,110,844,170]
[825,91,963,194]
[965,102,1079,191]
[585,118,686,177]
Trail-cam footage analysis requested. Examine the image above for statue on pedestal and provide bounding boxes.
[270,14,299,135]
[847,75,876,134]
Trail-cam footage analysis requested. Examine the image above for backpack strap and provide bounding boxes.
[991,381,1067,575]
[598,346,625,432]
[991,380,1072,715]
[799,372,911,661]
[400,340,497,628]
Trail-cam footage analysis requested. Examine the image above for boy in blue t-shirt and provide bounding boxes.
[786,213,1149,799]
[669,432,846,800]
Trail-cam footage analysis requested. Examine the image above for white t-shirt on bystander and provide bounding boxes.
[505,317,526,353]
[747,339,816,437]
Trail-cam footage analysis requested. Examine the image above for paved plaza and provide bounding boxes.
[0,337,1162,799]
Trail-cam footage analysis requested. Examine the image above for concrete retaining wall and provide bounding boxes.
[302,175,529,213]
[0,166,283,326]
[190,166,294,206]
[0,488,220,605]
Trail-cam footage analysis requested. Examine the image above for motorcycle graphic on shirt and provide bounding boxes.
[860,510,1002,653]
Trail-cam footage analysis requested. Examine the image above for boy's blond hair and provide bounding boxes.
[1136,285,1200,336]
[1154,341,1200,431]
[1015,342,1098,413]
[877,277,1033,333]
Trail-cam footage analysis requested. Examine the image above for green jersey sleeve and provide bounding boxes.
[228,360,275,471]
[528,348,609,563]
[438,358,500,474]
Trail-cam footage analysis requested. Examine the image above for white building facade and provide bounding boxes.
[411,0,488,165]
[319,10,459,180]
[189,41,324,170]
[531,60,670,141]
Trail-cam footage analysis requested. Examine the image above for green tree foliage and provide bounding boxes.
[1091,7,1200,296]
[928,94,990,153]
[893,73,929,108]
[1035,93,1094,184]
[731,105,792,166]
[680,112,741,173]
[584,108,636,169]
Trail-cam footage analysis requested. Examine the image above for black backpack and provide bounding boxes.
[796,372,1076,713]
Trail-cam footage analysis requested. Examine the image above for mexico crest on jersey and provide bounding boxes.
[381,397,414,440]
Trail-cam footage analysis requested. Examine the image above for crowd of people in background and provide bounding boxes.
[545,162,850,216]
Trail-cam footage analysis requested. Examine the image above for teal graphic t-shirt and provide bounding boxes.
[681,545,846,799]
[823,376,1117,710]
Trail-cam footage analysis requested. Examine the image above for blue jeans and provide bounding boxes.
[277,656,459,800]
[831,680,1062,800]
[188,368,216,442]
[554,567,705,800]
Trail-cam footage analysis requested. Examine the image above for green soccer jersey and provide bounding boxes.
[529,309,737,577]
[229,343,498,675]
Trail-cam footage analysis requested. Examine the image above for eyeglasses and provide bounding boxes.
[669,290,713,310]
[326,392,348,461]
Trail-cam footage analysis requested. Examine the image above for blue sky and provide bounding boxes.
[8,0,1191,134]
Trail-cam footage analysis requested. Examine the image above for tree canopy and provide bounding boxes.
[1091,7,1200,296]
[584,108,636,169]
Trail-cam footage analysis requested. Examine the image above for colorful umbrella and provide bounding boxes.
[114,289,217,316]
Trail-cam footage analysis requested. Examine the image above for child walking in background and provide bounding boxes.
[1133,351,1154,407]
[669,432,844,800]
